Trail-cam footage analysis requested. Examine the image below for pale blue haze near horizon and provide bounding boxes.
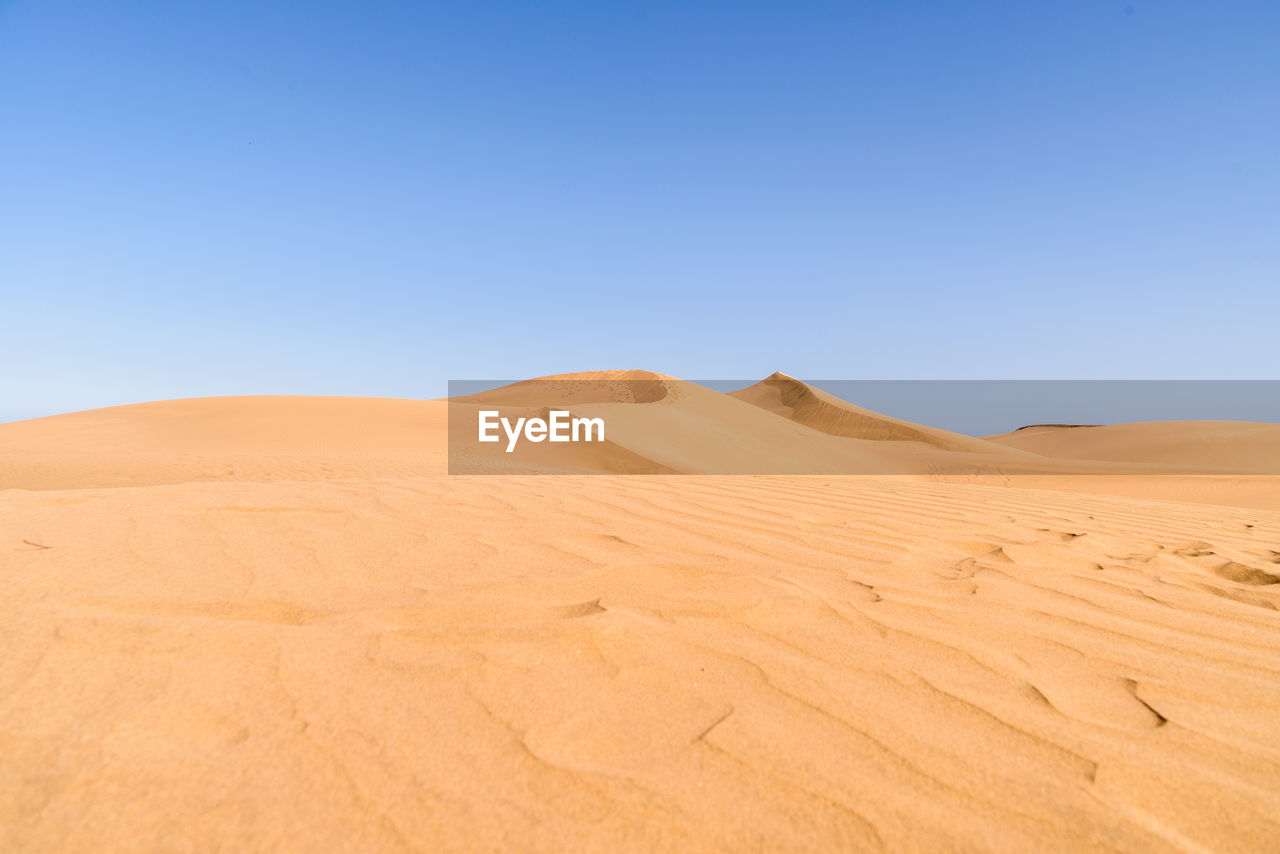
[2,0,1278,423]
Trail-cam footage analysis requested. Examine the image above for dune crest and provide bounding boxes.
[455,370,677,406]
[729,372,1015,454]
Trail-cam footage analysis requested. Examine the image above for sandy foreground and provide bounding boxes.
[3,376,1280,852]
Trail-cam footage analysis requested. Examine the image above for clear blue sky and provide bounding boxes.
[2,1,1277,421]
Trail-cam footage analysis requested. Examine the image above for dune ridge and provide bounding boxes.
[729,372,1013,455]
[454,370,679,406]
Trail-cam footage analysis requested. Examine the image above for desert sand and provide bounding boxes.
[3,373,1279,852]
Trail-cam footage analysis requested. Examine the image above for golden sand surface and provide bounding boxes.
[3,376,1279,851]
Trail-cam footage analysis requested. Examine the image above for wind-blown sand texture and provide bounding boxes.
[3,373,1279,852]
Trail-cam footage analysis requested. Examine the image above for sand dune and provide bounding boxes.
[449,372,1280,478]
[3,374,1280,851]
[730,372,1013,454]
[987,420,1280,472]
[454,369,679,406]
[5,374,1276,485]
[0,395,449,489]
[451,373,913,475]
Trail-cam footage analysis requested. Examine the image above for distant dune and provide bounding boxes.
[4,372,1280,486]
[1002,423,1103,435]
[448,371,1280,478]
[3,372,1280,851]
[987,419,1280,472]
[450,372,915,475]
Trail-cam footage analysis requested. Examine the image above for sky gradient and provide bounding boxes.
[2,1,1278,422]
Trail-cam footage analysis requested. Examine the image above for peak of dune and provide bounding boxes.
[535,369,679,382]
[729,373,1013,454]
[452,370,678,406]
